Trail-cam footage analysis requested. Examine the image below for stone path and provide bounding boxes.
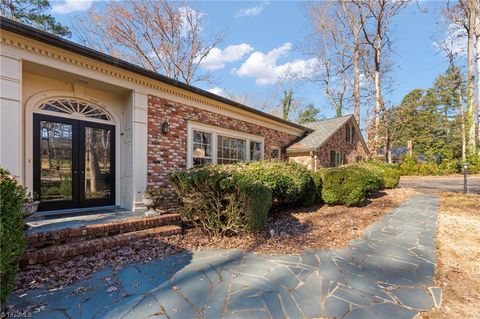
[8,195,441,319]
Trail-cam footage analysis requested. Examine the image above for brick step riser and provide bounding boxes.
[28,214,182,249]
[21,225,182,268]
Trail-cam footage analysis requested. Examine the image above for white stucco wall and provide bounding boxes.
[22,72,126,208]
[0,54,22,178]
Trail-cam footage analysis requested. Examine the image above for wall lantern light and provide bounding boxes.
[161,121,170,134]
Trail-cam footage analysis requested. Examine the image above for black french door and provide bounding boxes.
[33,114,115,211]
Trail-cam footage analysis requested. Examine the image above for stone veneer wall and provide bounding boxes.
[147,94,300,210]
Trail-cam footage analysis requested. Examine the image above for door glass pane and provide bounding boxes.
[40,121,73,201]
[85,127,112,199]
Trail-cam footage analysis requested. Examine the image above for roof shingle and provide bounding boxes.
[287,115,353,152]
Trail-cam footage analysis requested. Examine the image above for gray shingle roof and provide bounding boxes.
[287,115,353,153]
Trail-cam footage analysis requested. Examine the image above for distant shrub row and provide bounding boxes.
[400,155,480,176]
[170,160,399,235]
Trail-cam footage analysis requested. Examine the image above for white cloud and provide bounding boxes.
[232,43,318,85]
[51,0,93,14]
[236,2,268,17]
[200,44,254,70]
[206,87,225,96]
[178,6,205,36]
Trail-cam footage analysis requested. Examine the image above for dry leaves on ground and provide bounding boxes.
[15,187,418,293]
[420,192,480,319]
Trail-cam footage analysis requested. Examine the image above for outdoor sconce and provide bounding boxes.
[161,121,170,134]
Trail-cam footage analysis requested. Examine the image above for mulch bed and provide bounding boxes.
[14,187,418,294]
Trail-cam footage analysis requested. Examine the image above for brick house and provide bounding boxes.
[287,115,369,170]
[0,18,368,213]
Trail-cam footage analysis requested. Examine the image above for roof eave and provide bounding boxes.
[0,17,309,132]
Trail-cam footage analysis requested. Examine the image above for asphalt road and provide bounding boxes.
[399,175,480,195]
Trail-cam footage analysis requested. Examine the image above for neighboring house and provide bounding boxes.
[287,115,369,170]
[0,18,367,213]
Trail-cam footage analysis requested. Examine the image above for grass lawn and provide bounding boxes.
[421,192,480,319]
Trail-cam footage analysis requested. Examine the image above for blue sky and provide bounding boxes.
[49,1,455,121]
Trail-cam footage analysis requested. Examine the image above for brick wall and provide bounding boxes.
[288,119,369,169]
[315,119,368,167]
[147,94,300,210]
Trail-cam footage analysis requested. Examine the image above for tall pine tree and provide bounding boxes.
[1,0,70,37]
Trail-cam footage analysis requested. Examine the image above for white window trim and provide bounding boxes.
[270,146,281,160]
[187,121,264,168]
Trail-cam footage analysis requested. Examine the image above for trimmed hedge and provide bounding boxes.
[353,161,401,189]
[0,167,27,303]
[235,161,317,207]
[170,165,272,235]
[170,161,318,234]
[321,166,381,206]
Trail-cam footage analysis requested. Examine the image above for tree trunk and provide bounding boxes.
[373,47,383,154]
[476,16,480,155]
[385,126,391,163]
[353,44,360,124]
[458,84,467,162]
[467,0,476,156]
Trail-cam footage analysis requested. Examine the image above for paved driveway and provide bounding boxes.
[399,175,480,194]
[8,195,440,319]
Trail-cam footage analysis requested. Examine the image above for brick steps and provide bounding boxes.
[21,224,182,267]
[28,213,182,249]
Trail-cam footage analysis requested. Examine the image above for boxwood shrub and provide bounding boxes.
[170,165,272,235]
[321,166,382,206]
[353,161,401,189]
[0,167,27,303]
[235,161,317,207]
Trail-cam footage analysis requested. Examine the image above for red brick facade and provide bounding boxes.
[315,118,368,167]
[147,94,300,209]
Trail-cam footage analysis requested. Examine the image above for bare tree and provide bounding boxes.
[444,0,477,156]
[304,1,368,119]
[74,0,223,84]
[280,89,294,121]
[435,35,468,162]
[475,0,480,155]
[361,0,410,154]
[339,0,368,123]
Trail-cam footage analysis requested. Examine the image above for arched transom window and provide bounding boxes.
[39,99,112,121]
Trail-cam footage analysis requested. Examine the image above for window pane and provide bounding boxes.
[40,121,73,202]
[270,148,280,160]
[250,141,262,161]
[84,127,112,199]
[217,135,246,164]
[192,130,212,167]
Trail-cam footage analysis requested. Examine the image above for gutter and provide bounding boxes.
[0,17,311,132]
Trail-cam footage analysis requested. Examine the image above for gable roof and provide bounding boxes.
[0,17,309,132]
[286,115,369,154]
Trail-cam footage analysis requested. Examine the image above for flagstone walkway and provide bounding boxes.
[8,195,440,319]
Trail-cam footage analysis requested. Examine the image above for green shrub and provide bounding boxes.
[467,155,480,174]
[235,161,317,207]
[311,171,323,203]
[321,166,382,206]
[418,162,438,176]
[0,167,27,303]
[437,160,462,175]
[170,165,272,235]
[400,156,418,176]
[355,161,401,189]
